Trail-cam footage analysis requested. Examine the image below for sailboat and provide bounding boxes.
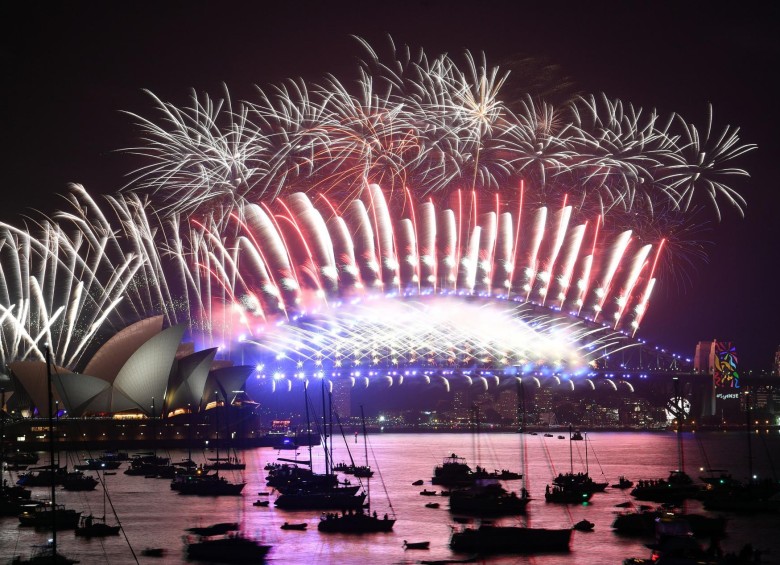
[177,392,245,496]
[546,428,605,503]
[12,347,80,564]
[449,382,571,555]
[330,409,373,477]
[448,404,528,516]
[204,397,246,471]
[74,469,120,537]
[318,406,395,533]
[274,382,365,511]
[629,381,702,504]
[204,454,246,471]
[123,400,173,477]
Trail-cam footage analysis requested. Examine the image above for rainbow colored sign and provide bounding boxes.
[713,342,739,389]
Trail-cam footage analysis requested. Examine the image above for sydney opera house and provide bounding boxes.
[1,315,274,448]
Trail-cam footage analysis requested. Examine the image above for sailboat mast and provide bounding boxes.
[151,397,156,460]
[214,392,220,479]
[585,432,589,475]
[569,425,573,474]
[745,389,754,484]
[102,468,107,520]
[673,377,685,473]
[475,404,481,467]
[518,380,529,504]
[361,405,369,515]
[188,404,193,465]
[1,387,5,496]
[361,407,369,472]
[46,346,57,556]
[320,381,329,476]
[304,383,312,469]
[225,392,230,453]
[328,389,334,474]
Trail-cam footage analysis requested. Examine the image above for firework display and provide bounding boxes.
[126,42,755,222]
[0,42,755,378]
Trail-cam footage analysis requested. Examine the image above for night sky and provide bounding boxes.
[2,1,779,370]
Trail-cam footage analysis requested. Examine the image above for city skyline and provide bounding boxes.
[2,1,779,370]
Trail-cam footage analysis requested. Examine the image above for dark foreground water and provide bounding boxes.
[2,431,779,564]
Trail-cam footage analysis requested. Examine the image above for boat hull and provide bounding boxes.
[275,490,366,510]
[318,512,395,533]
[75,523,121,537]
[185,537,271,563]
[450,525,571,554]
[177,480,246,496]
[18,507,81,530]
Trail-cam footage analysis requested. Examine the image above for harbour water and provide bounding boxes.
[2,431,779,564]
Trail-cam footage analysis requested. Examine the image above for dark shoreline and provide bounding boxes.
[4,421,776,452]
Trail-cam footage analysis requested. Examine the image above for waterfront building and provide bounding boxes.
[494,389,519,425]
[694,339,741,419]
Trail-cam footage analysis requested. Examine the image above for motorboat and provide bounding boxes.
[573,519,595,532]
[611,476,634,489]
[16,466,68,487]
[431,453,520,487]
[75,514,120,537]
[432,454,473,487]
[630,471,702,503]
[403,540,430,550]
[184,525,271,563]
[18,501,81,529]
[611,507,726,538]
[62,471,99,491]
[176,473,245,496]
[318,510,395,533]
[280,522,307,530]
